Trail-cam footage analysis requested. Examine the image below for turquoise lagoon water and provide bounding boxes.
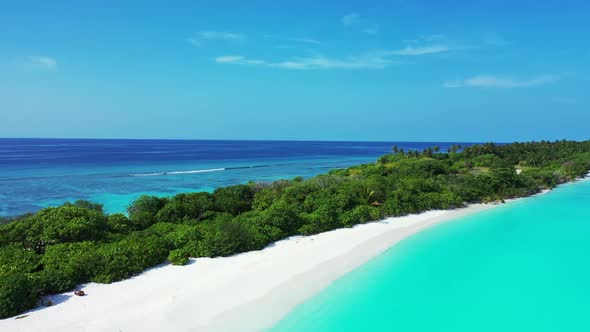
[271,179,590,331]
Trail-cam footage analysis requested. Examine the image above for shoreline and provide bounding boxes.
[201,204,496,332]
[3,180,583,332]
[1,202,508,332]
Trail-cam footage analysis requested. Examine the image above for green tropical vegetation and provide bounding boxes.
[1,140,590,318]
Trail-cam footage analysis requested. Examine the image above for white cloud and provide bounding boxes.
[198,31,246,40]
[212,34,465,71]
[274,54,389,70]
[421,34,448,43]
[187,38,201,46]
[362,26,379,35]
[298,37,321,45]
[215,55,266,65]
[215,52,395,70]
[341,12,378,35]
[444,75,558,88]
[390,45,451,56]
[341,12,361,26]
[264,35,321,45]
[188,31,246,46]
[28,56,57,70]
[390,35,463,56]
[215,55,245,63]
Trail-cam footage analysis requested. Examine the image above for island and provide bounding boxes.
[1,140,590,323]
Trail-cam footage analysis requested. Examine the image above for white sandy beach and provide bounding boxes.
[1,204,498,332]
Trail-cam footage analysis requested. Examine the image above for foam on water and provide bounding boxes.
[131,168,226,176]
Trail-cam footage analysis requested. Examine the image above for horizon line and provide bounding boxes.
[0,136,514,144]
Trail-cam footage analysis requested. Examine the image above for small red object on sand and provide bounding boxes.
[74,290,85,296]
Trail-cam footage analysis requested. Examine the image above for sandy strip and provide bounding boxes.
[1,204,497,332]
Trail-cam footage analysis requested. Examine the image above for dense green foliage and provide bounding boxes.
[1,140,589,318]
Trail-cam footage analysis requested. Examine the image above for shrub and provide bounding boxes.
[39,242,98,292]
[142,222,202,254]
[156,192,214,223]
[472,154,508,168]
[298,203,341,235]
[127,195,169,230]
[0,245,40,278]
[258,199,302,235]
[195,215,257,257]
[340,205,381,227]
[165,224,201,255]
[71,200,104,213]
[4,206,108,252]
[213,185,254,215]
[562,161,587,179]
[234,212,283,248]
[0,220,24,247]
[38,206,109,244]
[143,222,177,236]
[33,268,77,295]
[168,249,190,266]
[0,273,37,319]
[521,168,558,188]
[107,213,133,233]
[91,236,168,283]
[381,190,418,216]
[251,180,291,210]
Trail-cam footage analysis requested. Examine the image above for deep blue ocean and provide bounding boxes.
[0,138,470,217]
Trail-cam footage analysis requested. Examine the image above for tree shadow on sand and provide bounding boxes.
[12,293,74,320]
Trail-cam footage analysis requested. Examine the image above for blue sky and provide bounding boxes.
[0,0,589,142]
